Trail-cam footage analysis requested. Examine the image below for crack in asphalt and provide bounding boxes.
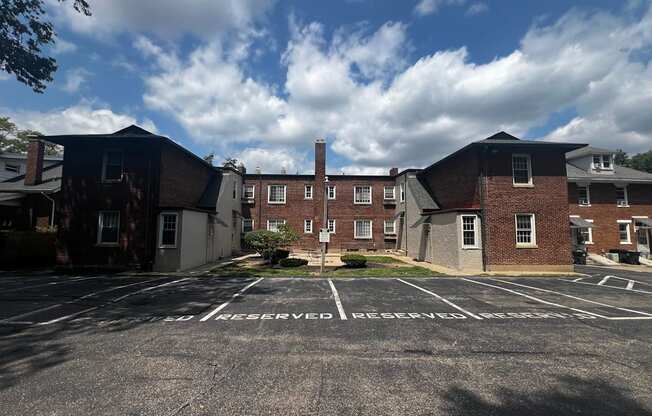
[168,361,239,416]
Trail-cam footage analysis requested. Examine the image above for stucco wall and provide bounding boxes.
[213,170,243,259]
[153,210,182,272]
[179,209,209,271]
[428,211,483,271]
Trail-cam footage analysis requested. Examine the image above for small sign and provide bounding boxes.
[319,229,330,243]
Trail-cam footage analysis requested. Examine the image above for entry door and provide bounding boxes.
[637,228,650,257]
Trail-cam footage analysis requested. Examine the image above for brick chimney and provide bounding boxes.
[315,139,326,182]
[389,167,398,176]
[314,139,326,233]
[25,139,45,186]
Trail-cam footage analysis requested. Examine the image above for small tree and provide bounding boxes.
[244,224,299,263]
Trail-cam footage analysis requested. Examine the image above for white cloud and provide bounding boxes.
[414,0,466,17]
[231,147,311,174]
[466,2,488,16]
[6,103,157,135]
[139,5,652,173]
[50,37,78,54]
[48,0,275,40]
[61,68,91,93]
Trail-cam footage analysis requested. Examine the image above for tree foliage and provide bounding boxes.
[0,116,60,155]
[1,0,91,93]
[613,148,652,173]
[243,224,300,262]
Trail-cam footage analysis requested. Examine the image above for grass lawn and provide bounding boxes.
[209,256,444,277]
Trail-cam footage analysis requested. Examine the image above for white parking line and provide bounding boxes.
[328,279,347,320]
[602,275,652,288]
[199,278,264,322]
[1,275,100,293]
[397,279,483,320]
[489,278,652,318]
[462,278,606,318]
[626,280,635,290]
[111,278,192,302]
[560,279,652,295]
[597,276,612,286]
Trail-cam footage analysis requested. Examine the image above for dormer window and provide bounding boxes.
[592,154,613,171]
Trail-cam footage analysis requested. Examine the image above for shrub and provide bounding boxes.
[341,254,367,268]
[271,248,290,264]
[279,258,308,268]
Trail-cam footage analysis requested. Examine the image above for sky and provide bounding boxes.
[1,0,652,174]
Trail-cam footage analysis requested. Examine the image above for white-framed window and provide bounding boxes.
[512,154,532,186]
[399,183,405,202]
[354,219,373,239]
[354,186,372,204]
[616,186,629,207]
[268,185,287,204]
[159,212,178,248]
[97,211,120,245]
[266,219,286,232]
[515,214,536,246]
[304,185,313,199]
[593,154,613,170]
[577,219,593,245]
[327,219,336,234]
[5,163,19,173]
[618,220,631,244]
[577,185,590,206]
[304,219,313,233]
[243,184,255,199]
[242,218,254,233]
[327,185,336,200]
[102,150,123,182]
[384,220,396,235]
[461,215,479,248]
[384,186,395,200]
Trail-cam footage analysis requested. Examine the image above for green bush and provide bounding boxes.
[271,248,290,264]
[341,254,367,268]
[279,258,308,268]
[243,224,300,263]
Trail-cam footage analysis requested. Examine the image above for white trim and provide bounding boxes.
[577,184,591,206]
[616,185,629,207]
[618,220,632,244]
[384,219,396,235]
[383,186,395,200]
[461,214,479,249]
[243,184,255,200]
[327,219,336,234]
[354,219,373,239]
[267,184,287,204]
[353,185,372,204]
[266,219,286,232]
[97,210,120,245]
[304,184,313,199]
[159,212,179,248]
[304,219,313,233]
[575,219,594,245]
[327,185,336,200]
[512,154,533,187]
[514,213,537,247]
[242,218,254,233]
[101,150,123,183]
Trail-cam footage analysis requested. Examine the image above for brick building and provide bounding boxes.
[567,146,652,258]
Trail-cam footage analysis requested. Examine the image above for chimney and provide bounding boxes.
[255,166,262,174]
[315,139,326,182]
[25,139,45,186]
[389,167,398,176]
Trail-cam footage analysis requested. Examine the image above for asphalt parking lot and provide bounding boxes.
[1,267,651,415]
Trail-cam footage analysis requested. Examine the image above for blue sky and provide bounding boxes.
[2,0,651,174]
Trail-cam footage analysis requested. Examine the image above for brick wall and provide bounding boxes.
[159,143,214,208]
[569,182,652,253]
[483,148,573,268]
[420,149,480,209]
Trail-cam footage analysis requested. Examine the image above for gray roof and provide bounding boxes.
[566,162,652,183]
[197,172,223,210]
[408,176,439,210]
[566,146,614,160]
[0,163,62,193]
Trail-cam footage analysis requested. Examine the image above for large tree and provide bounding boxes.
[0,116,60,155]
[629,151,652,174]
[1,0,91,93]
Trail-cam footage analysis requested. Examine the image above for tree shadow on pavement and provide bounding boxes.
[441,375,652,416]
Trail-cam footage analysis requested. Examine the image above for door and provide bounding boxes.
[637,228,650,258]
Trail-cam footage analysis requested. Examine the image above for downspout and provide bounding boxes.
[41,192,55,228]
[478,146,489,272]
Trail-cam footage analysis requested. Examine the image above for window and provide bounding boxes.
[243,184,255,199]
[159,213,178,248]
[232,181,237,199]
[242,218,253,233]
[354,219,372,239]
[102,150,123,182]
[400,183,405,202]
[593,154,613,170]
[97,211,120,245]
[577,185,590,206]
[327,185,336,200]
[5,163,19,174]
[304,219,313,233]
[384,186,395,200]
[384,220,396,235]
[618,221,631,244]
[515,214,536,246]
[268,185,286,204]
[461,215,479,248]
[354,186,372,204]
[266,219,286,232]
[304,185,313,199]
[512,154,532,186]
[576,219,593,245]
[616,186,628,207]
[327,219,336,234]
